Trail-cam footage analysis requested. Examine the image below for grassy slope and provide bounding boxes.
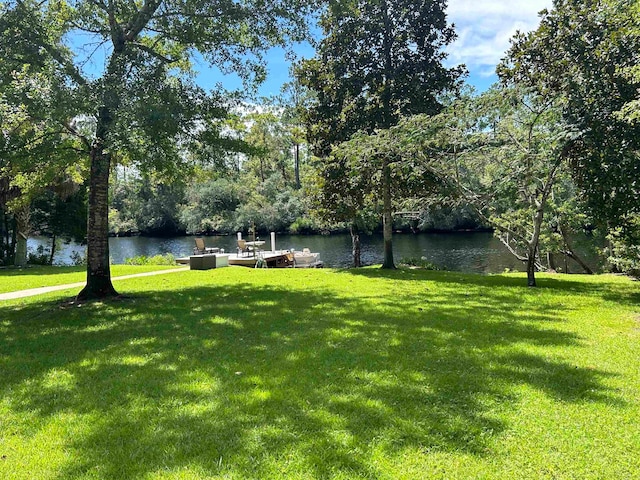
[0,265,183,294]
[0,268,638,479]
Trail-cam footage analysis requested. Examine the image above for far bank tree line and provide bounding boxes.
[1,0,639,297]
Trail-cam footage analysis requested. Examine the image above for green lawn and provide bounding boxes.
[0,265,183,294]
[0,267,638,479]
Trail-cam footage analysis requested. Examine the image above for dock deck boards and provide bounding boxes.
[177,250,322,268]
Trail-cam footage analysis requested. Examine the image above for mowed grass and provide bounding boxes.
[0,267,639,479]
[0,265,184,294]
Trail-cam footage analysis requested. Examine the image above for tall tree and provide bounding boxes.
[243,110,292,184]
[298,0,462,269]
[2,0,313,298]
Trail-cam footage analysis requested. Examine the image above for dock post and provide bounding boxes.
[271,232,276,252]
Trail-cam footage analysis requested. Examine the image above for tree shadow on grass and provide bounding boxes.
[0,280,623,479]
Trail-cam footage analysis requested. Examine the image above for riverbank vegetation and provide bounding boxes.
[1,268,638,478]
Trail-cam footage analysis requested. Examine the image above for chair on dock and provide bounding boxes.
[237,239,253,257]
[194,237,219,255]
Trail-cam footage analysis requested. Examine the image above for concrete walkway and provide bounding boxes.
[0,267,189,301]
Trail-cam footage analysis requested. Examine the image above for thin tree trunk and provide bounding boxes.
[380,0,395,270]
[381,160,395,269]
[49,234,56,265]
[10,215,17,265]
[546,252,556,271]
[2,211,14,264]
[526,197,546,287]
[566,250,594,274]
[526,246,537,287]
[294,143,300,189]
[605,224,617,273]
[0,212,5,263]
[350,223,361,268]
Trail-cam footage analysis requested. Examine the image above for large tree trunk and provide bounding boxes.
[381,160,395,269]
[77,42,126,299]
[77,138,118,299]
[350,223,361,268]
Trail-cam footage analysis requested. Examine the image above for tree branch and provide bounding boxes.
[61,121,92,151]
[497,234,528,262]
[131,42,178,64]
[39,43,89,88]
[125,0,163,41]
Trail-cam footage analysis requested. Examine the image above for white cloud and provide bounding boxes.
[445,0,553,75]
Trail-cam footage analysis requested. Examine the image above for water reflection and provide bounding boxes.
[27,232,536,273]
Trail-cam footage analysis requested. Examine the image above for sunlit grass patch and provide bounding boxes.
[0,264,183,294]
[0,268,638,479]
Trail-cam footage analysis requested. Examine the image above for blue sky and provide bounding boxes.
[192,0,554,97]
[71,0,553,97]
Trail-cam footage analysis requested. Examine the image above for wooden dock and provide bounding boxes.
[176,250,322,269]
[177,251,295,268]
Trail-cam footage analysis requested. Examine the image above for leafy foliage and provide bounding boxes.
[605,215,640,277]
[501,0,640,227]
[385,84,589,285]
[299,0,463,155]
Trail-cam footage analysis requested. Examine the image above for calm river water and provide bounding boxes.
[27,232,545,273]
